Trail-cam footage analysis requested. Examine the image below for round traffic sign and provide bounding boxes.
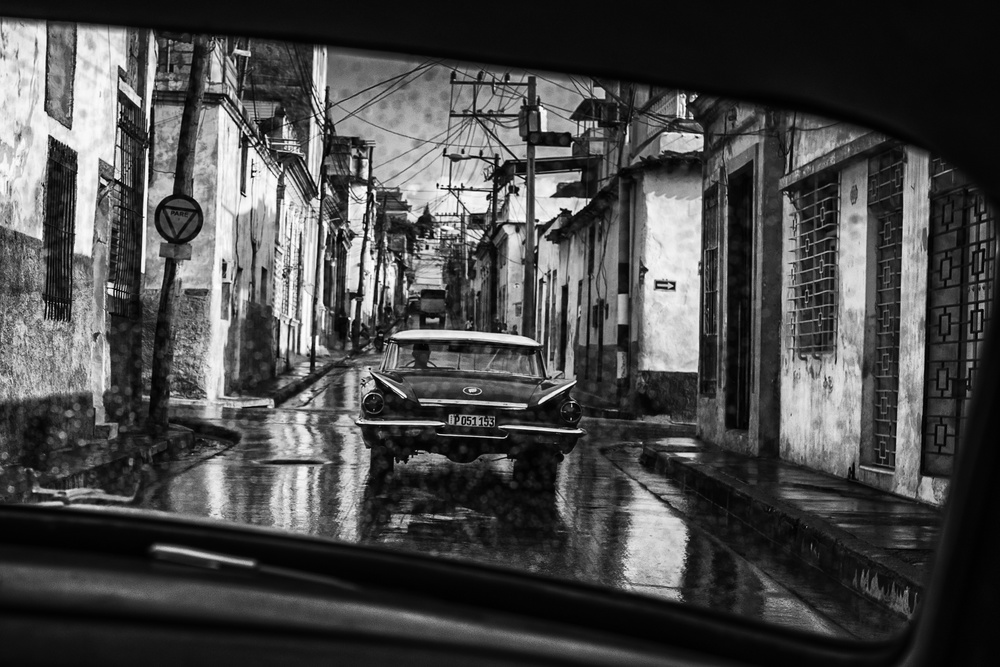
[154,194,204,244]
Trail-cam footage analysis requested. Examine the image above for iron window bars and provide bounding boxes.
[922,157,996,476]
[42,137,78,322]
[866,148,906,469]
[788,171,841,357]
[107,92,148,319]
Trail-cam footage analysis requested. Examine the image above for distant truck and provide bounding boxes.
[417,288,448,328]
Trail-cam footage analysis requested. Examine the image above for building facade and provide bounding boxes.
[691,97,785,455]
[0,20,156,468]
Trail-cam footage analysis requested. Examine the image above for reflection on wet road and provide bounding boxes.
[134,355,902,639]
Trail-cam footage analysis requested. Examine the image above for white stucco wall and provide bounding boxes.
[635,165,702,373]
[0,20,128,254]
[779,158,868,478]
[778,143,947,505]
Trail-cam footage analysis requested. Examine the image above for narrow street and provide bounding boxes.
[133,353,904,640]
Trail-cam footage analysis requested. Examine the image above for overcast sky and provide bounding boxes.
[326,46,600,218]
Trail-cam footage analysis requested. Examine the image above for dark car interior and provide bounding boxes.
[2,1,999,666]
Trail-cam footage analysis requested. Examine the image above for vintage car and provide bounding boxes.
[355,329,586,486]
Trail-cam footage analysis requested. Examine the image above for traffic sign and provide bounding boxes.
[154,194,204,244]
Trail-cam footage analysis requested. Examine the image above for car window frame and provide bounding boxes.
[4,3,1000,667]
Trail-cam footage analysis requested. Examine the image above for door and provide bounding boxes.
[725,166,753,430]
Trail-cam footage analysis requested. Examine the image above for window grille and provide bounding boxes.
[43,137,78,321]
[922,157,996,476]
[866,148,906,469]
[107,93,147,319]
[699,184,720,396]
[787,171,840,356]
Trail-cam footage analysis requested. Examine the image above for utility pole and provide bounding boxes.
[310,86,330,372]
[372,188,388,330]
[148,33,210,434]
[489,154,500,330]
[523,75,537,339]
[353,143,375,350]
[459,207,467,326]
[447,72,530,333]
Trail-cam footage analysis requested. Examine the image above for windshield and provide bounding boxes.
[388,341,543,376]
[1,13,978,648]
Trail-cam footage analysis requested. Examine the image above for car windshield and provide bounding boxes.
[388,341,543,376]
[1,11,982,649]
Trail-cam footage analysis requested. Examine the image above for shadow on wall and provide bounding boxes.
[633,371,697,422]
[105,314,144,424]
[141,288,213,400]
[236,301,276,392]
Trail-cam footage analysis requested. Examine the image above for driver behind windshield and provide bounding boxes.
[410,342,431,369]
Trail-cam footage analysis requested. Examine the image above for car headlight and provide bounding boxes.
[559,399,582,424]
[362,391,385,415]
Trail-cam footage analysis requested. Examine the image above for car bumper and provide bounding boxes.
[355,418,585,457]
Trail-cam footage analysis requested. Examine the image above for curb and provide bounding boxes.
[639,445,924,619]
[271,351,361,407]
[169,417,243,444]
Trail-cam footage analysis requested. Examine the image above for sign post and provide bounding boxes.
[148,193,204,433]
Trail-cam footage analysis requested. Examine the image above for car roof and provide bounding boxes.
[389,329,542,348]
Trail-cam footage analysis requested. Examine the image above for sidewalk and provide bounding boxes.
[239,351,355,407]
[638,437,942,619]
[0,423,197,504]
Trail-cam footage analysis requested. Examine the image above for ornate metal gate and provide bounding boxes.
[107,92,147,319]
[922,158,996,476]
[865,148,905,469]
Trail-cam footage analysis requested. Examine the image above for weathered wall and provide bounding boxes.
[779,159,868,477]
[1,22,148,462]
[694,102,784,457]
[635,164,701,373]
[779,144,946,505]
[628,161,701,418]
[894,151,947,505]
[696,106,761,453]
[144,104,223,398]
[0,228,96,463]
[237,301,276,390]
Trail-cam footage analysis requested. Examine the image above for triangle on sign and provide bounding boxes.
[162,203,198,239]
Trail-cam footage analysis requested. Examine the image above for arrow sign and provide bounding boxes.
[154,194,204,245]
[654,279,677,291]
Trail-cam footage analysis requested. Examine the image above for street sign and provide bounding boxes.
[159,243,192,260]
[654,279,677,291]
[154,194,204,244]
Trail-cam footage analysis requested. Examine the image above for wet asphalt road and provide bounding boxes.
[134,352,904,640]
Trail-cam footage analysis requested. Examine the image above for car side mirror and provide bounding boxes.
[550,370,565,380]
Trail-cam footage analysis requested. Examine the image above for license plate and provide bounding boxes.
[447,414,495,428]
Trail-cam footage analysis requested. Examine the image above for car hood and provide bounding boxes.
[370,370,576,408]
